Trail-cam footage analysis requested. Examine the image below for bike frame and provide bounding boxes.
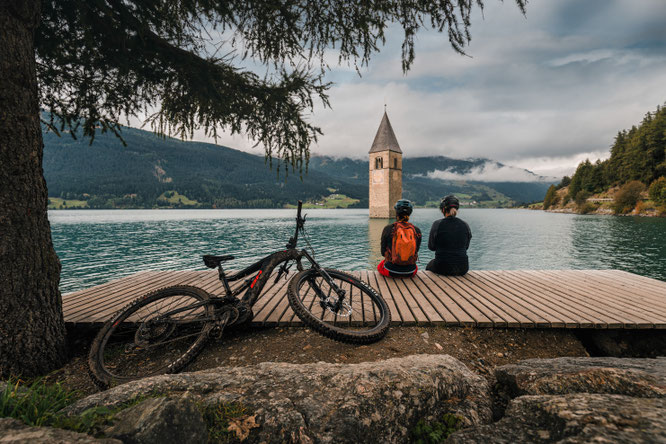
[211,201,344,309]
[218,249,302,305]
[155,248,332,325]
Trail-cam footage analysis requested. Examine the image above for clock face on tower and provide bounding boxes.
[372,169,384,184]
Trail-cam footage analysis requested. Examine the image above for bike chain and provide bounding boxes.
[212,303,240,338]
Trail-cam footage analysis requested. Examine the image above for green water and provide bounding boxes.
[49,208,666,293]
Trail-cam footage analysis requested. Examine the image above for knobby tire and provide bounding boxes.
[88,285,215,389]
[287,269,390,343]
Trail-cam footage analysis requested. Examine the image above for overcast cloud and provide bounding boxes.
[425,161,552,183]
[183,0,666,179]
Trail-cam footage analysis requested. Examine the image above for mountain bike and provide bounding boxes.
[88,201,391,388]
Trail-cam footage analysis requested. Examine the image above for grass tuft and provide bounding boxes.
[410,413,463,444]
[1,379,164,436]
[0,378,78,427]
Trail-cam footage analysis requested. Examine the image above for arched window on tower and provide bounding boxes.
[375,157,383,169]
[393,158,398,169]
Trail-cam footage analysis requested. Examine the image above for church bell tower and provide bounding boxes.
[369,111,402,218]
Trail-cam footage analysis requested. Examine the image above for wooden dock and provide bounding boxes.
[62,270,666,329]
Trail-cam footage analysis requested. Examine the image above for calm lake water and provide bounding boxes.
[49,208,666,293]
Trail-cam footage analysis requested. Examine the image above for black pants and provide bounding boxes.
[426,259,468,276]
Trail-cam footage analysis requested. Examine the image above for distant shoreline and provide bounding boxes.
[527,207,664,218]
[46,206,511,211]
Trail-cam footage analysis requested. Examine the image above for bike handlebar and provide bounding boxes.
[286,200,304,249]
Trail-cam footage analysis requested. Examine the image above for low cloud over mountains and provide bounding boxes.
[424,161,555,183]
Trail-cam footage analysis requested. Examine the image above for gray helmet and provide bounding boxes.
[439,195,460,211]
[394,199,413,216]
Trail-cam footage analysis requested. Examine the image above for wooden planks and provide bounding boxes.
[62,269,666,329]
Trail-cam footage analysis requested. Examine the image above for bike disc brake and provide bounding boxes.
[320,297,353,317]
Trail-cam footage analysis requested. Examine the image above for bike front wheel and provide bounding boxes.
[287,269,391,343]
[88,285,215,388]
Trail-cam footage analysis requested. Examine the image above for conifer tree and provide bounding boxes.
[649,177,666,205]
[543,185,557,210]
[0,0,527,377]
[556,176,571,190]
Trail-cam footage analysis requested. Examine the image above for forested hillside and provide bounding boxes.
[43,126,366,209]
[571,104,665,196]
[43,123,553,209]
[543,103,666,215]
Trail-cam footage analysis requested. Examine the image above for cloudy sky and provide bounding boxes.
[190,0,666,179]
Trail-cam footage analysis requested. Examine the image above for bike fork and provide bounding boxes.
[300,250,346,310]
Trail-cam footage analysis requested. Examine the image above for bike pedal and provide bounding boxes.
[212,324,225,339]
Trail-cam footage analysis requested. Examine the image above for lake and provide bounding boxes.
[49,208,666,293]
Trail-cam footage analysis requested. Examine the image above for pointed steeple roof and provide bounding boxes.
[369,111,402,154]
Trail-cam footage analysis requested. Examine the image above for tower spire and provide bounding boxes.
[369,111,402,154]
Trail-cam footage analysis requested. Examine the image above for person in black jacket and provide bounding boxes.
[426,195,472,276]
[378,199,422,278]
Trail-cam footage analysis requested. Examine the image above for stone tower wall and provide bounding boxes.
[388,151,402,218]
[369,151,402,218]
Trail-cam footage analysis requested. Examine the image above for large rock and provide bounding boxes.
[450,357,666,443]
[66,354,491,444]
[448,394,666,444]
[495,357,666,399]
[103,397,207,444]
[0,418,121,443]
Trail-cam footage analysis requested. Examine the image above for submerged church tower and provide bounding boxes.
[369,111,403,218]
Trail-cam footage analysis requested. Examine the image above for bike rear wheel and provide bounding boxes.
[88,285,215,388]
[287,269,391,343]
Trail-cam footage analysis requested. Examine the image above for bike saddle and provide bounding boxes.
[202,254,235,268]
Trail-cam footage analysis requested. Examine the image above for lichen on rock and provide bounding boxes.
[450,356,666,443]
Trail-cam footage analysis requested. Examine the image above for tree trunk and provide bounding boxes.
[0,0,66,377]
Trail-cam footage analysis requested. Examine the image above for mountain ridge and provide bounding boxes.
[43,123,553,209]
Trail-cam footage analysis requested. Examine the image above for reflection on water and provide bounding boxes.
[569,215,666,278]
[49,208,666,293]
[368,218,390,267]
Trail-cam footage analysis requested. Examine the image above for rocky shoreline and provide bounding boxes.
[532,183,665,217]
[3,354,664,443]
[543,207,662,217]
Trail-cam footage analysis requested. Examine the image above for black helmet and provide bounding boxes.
[439,195,460,211]
[394,199,413,216]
